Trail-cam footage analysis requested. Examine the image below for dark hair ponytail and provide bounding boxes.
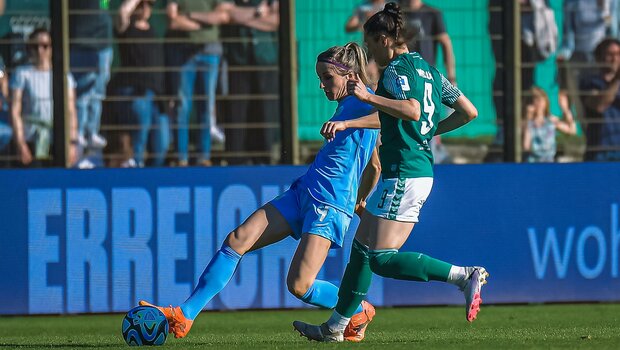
[363,2,406,46]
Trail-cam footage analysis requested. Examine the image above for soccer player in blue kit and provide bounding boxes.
[141,42,380,341]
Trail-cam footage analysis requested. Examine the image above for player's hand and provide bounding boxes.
[355,200,366,216]
[321,121,348,142]
[347,76,371,102]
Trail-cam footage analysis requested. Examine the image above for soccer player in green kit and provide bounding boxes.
[294,2,488,342]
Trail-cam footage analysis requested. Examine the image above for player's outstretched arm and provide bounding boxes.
[320,112,379,141]
[435,95,478,136]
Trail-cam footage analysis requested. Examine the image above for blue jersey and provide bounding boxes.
[297,91,379,215]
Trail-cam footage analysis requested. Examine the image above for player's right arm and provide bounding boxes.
[347,78,420,122]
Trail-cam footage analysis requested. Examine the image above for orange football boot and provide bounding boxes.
[138,300,194,338]
[343,300,376,342]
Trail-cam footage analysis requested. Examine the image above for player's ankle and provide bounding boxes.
[326,311,350,333]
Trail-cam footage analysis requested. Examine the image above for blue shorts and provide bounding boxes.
[270,181,351,248]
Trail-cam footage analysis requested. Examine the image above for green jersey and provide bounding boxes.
[376,52,461,178]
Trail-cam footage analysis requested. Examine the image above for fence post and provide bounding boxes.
[503,0,522,162]
[278,0,299,164]
[50,0,69,167]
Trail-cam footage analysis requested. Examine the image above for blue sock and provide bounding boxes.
[299,280,363,314]
[180,244,242,320]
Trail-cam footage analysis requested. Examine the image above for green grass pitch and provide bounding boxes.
[0,304,618,349]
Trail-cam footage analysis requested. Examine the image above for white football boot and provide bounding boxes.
[293,321,344,342]
[462,266,489,322]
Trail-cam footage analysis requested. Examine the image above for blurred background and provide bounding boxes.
[1,0,617,168]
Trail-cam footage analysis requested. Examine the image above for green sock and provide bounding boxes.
[369,250,451,282]
[335,239,373,318]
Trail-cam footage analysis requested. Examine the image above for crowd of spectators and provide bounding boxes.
[0,0,279,168]
[0,0,618,167]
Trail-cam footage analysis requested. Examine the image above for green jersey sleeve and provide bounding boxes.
[382,61,417,100]
[440,74,462,106]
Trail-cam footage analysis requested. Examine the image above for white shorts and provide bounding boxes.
[366,177,433,222]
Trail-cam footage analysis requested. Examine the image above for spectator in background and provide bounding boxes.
[610,0,620,37]
[0,0,50,69]
[557,0,609,122]
[222,0,279,165]
[399,0,456,84]
[487,0,557,162]
[10,28,78,167]
[165,0,231,167]
[0,57,12,150]
[113,0,170,168]
[69,0,112,150]
[523,87,576,162]
[580,38,620,161]
[345,0,387,33]
[558,0,610,63]
[344,1,386,87]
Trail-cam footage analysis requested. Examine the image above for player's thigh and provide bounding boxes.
[353,210,379,247]
[370,218,415,250]
[366,177,433,250]
[227,204,292,254]
[287,233,332,287]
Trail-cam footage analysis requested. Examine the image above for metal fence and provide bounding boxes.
[0,0,618,168]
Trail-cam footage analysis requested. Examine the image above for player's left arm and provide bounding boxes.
[355,147,381,216]
[320,111,380,142]
[435,75,477,136]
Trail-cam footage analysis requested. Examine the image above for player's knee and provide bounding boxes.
[286,276,312,299]
[224,226,255,255]
[368,251,393,277]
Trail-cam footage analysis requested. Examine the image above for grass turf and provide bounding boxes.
[0,304,618,349]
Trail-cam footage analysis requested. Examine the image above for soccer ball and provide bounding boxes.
[122,306,169,346]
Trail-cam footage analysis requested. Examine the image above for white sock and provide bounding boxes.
[326,310,350,333]
[447,265,468,288]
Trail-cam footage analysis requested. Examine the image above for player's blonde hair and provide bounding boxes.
[317,42,371,86]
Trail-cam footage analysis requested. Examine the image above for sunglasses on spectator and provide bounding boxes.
[30,43,50,49]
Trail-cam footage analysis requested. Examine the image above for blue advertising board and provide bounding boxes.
[0,163,618,315]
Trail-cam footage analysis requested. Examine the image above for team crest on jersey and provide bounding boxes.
[398,75,410,91]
